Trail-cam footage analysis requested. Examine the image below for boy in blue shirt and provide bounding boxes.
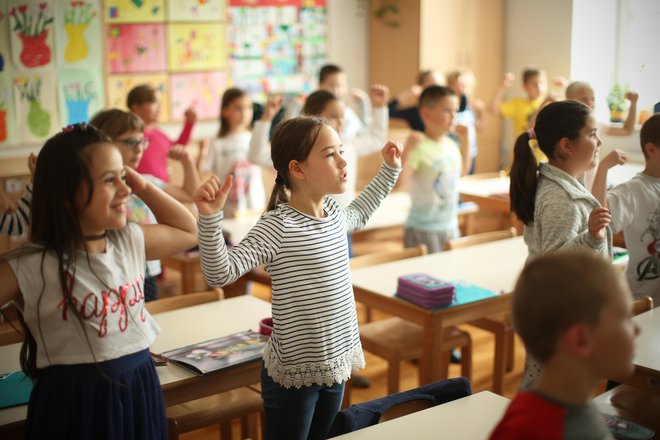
[404,85,469,253]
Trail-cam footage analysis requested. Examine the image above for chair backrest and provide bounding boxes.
[444,227,517,251]
[632,296,653,316]
[349,244,428,270]
[146,288,224,315]
[327,377,471,437]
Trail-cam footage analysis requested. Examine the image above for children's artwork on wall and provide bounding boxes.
[58,69,104,125]
[0,3,9,75]
[106,23,166,73]
[54,0,102,66]
[105,0,164,23]
[0,82,16,145]
[8,1,55,70]
[166,0,224,22]
[106,73,169,122]
[167,23,226,72]
[169,71,226,121]
[13,73,57,141]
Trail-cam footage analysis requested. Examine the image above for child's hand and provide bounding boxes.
[262,95,284,121]
[184,107,197,123]
[625,91,639,103]
[588,207,611,241]
[382,140,404,169]
[168,146,192,164]
[351,88,369,104]
[502,72,515,89]
[369,84,389,107]
[193,175,233,216]
[27,153,36,179]
[551,76,568,89]
[599,149,627,170]
[125,167,147,194]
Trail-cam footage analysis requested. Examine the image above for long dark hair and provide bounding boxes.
[218,88,248,138]
[19,125,111,378]
[509,100,592,225]
[266,116,328,211]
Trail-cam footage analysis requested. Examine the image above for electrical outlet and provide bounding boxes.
[4,178,24,194]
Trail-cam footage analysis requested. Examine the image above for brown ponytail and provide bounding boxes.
[265,116,328,211]
[509,100,592,226]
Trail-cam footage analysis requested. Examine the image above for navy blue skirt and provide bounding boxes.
[25,349,167,440]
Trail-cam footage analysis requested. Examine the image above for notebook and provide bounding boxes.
[0,371,32,409]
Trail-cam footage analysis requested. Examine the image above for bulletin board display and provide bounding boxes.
[0,0,327,147]
[228,0,327,102]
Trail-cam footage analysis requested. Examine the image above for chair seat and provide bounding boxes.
[360,317,469,361]
[166,387,263,433]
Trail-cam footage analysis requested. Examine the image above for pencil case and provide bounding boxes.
[396,273,456,308]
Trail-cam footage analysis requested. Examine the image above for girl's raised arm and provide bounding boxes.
[125,167,198,260]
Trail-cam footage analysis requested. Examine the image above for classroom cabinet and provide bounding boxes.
[369,0,504,173]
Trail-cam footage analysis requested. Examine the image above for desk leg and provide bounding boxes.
[419,319,449,386]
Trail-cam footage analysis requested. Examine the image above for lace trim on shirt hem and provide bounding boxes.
[263,344,366,389]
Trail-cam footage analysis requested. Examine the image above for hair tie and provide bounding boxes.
[526,128,536,140]
[62,122,87,133]
[275,174,284,185]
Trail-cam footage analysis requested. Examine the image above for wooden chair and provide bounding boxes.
[632,296,653,316]
[352,245,473,398]
[148,289,264,440]
[444,228,518,395]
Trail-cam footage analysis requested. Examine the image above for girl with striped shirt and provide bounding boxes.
[193,116,403,440]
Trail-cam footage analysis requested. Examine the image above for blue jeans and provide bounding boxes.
[260,364,345,440]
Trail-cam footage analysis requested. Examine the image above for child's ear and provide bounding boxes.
[288,160,304,181]
[562,324,592,358]
[555,137,573,160]
[643,141,657,158]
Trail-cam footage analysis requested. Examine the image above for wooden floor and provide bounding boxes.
[159,211,529,440]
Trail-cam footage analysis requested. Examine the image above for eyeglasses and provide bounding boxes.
[118,137,150,150]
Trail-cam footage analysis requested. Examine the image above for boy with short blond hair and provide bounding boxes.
[489,252,639,440]
[403,85,469,253]
[607,113,660,304]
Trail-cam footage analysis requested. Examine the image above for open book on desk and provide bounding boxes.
[162,330,268,376]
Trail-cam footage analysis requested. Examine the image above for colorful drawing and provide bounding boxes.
[14,76,51,137]
[9,2,55,69]
[166,0,224,22]
[62,1,97,62]
[169,71,226,121]
[106,24,166,73]
[106,74,169,122]
[0,5,7,73]
[0,92,7,142]
[0,77,16,145]
[167,23,226,71]
[58,69,104,125]
[105,0,164,23]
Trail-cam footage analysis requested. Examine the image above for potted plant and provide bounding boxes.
[606,83,628,123]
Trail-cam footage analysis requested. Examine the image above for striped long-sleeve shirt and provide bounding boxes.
[198,164,401,388]
[0,184,32,237]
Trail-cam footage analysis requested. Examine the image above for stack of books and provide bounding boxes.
[396,273,456,308]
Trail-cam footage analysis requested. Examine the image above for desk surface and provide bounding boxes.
[633,308,660,374]
[0,295,272,427]
[351,236,527,296]
[332,391,509,440]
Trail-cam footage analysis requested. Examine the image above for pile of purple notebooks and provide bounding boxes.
[397,273,456,308]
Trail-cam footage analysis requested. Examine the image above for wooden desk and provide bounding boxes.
[332,391,509,439]
[0,295,272,429]
[351,237,527,388]
[458,172,522,232]
[616,308,660,394]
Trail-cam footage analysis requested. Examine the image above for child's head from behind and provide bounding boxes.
[640,113,660,161]
[90,109,146,169]
[419,86,458,134]
[266,116,344,210]
[446,69,475,97]
[319,64,347,98]
[302,90,344,135]
[513,252,638,380]
[416,69,445,88]
[32,125,129,248]
[565,81,595,110]
[219,88,252,137]
[522,66,547,100]
[126,84,160,125]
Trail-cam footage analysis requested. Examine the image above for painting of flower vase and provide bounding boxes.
[10,3,54,69]
[63,1,98,63]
